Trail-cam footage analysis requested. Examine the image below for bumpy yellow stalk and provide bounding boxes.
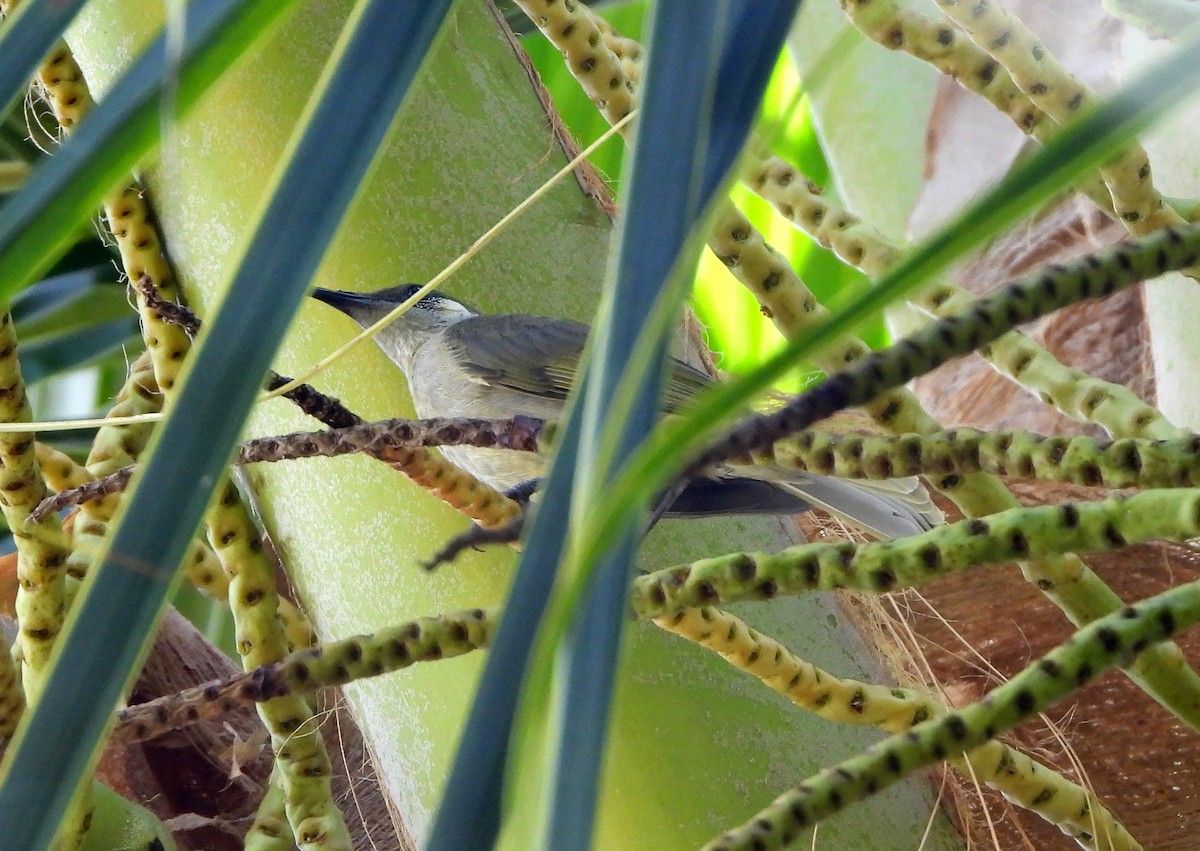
[79,351,158,478]
[10,24,193,393]
[206,480,349,850]
[513,0,635,126]
[114,608,496,744]
[705,579,1200,850]
[632,492,1200,611]
[657,607,1137,850]
[594,13,643,82]
[839,0,1117,214]
[757,427,1200,489]
[45,355,286,637]
[747,158,1177,439]
[243,777,292,851]
[370,443,522,527]
[0,313,71,698]
[34,444,91,495]
[103,193,194,392]
[929,0,1182,235]
[66,352,160,574]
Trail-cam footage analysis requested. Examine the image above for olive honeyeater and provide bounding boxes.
[312,285,941,538]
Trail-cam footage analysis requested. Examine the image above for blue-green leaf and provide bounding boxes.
[0,3,454,847]
[0,0,302,304]
[0,0,90,119]
[19,323,137,384]
[427,4,801,849]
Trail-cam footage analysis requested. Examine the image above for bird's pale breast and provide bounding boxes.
[408,336,558,490]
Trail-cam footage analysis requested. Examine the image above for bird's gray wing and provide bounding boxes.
[443,314,589,400]
[443,314,714,410]
[661,356,714,413]
[444,314,942,537]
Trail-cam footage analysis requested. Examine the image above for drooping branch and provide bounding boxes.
[631,490,1200,613]
[752,427,1200,490]
[30,416,547,523]
[691,225,1200,475]
[704,578,1200,850]
[112,608,497,745]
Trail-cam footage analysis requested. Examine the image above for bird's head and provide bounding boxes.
[311,284,476,372]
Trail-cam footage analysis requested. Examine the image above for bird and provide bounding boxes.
[310,284,942,539]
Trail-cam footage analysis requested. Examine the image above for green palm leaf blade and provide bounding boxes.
[0,0,300,304]
[0,4,453,848]
[0,0,88,117]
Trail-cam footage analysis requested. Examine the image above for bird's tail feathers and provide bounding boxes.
[772,475,942,541]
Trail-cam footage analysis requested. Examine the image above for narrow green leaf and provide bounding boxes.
[15,279,130,343]
[526,6,805,844]
[0,3,453,847]
[430,4,803,849]
[0,0,301,303]
[19,323,138,384]
[0,0,89,118]
[11,268,110,327]
[536,6,748,845]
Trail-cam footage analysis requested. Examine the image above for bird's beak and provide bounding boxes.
[311,287,378,314]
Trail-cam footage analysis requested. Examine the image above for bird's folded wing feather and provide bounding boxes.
[444,314,715,410]
[445,315,942,539]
